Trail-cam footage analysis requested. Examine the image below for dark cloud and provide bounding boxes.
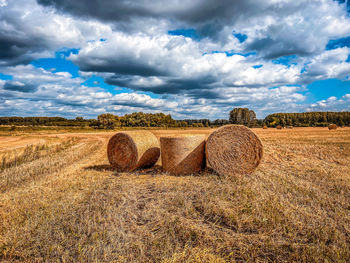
[110,100,159,109]
[246,36,312,59]
[37,0,252,24]
[0,0,349,119]
[77,59,166,77]
[185,89,229,100]
[37,0,349,63]
[0,19,47,65]
[3,82,37,93]
[0,37,29,60]
[37,0,155,21]
[0,2,62,66]
[36,0,266,42]
[105,75,219,95]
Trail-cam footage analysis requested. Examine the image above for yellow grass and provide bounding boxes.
[0,127,349,262]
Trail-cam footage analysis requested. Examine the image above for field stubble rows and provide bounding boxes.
[0,127,349,262]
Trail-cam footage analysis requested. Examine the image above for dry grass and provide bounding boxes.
[0,127,349,262]
[0,138,79,172]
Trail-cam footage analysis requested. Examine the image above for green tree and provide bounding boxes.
[229,108,257,127]
[97,113,119,129]
[264,112,350,127]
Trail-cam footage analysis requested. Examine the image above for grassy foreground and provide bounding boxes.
[0,128,349,262]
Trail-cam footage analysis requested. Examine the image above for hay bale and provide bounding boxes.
[206,125,263,176]
[263,126,268,129]
[107,131,160,171]
[328,124,337,130]
[276,125,283,130]
[160,135,205,175]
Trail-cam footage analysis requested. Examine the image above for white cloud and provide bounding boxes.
[307,94,350,111]
[0,0,112,65]
[0,0,350,118]
[302,47,350,82]
[69,32,301,95]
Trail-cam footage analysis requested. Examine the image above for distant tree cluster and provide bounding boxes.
[90,112,176,129]
[91,113,236,129]
[264,112,350,127]
[177,119,211,127]
[229,108,256,126]
[0,116,90,127]
[1,110,349,129]
[229,108,263,127]
[0,113,224,129]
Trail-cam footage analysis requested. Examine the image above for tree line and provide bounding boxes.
[263,112,350,127]
[90,113,228,129]
[0,109,349,129]
[0,116,91,127]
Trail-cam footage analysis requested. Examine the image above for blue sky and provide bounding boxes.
[0,0,350,119]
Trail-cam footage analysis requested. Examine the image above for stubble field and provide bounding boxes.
[0,127,349,262]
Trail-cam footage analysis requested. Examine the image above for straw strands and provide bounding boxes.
[160,135,205,175]
[206,125,263,176]
[107,131,160,171]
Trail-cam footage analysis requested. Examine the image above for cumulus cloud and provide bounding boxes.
[0,0,111,65]
[307,94,350,111]
[242,0,350,58]
[0,65,182,117]
[301,47,350,82]
[69,33,301,97]
[0,0,350,118]
[3,81,37,93]
[0,64,308,119]
[37,0,350,58]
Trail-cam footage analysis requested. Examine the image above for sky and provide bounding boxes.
[0,0,350,119]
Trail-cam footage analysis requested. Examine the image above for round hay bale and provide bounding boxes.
[107,131,160,171]
[276,125,283,130]
[206,125,263,176]
[160,135,205,175]
[328,124,337,130]
[263,126,268,129]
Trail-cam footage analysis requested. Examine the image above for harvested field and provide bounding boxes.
[0,127,350,262]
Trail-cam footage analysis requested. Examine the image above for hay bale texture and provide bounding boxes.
[160,135,205,175]
[206,125,263,176]
[107,131,160,171]
[328,124,337,130]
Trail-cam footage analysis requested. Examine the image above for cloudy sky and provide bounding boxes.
[0,0,350,119]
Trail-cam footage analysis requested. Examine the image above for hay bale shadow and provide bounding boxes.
[137,143,208,177]
[137,147,160,170]
[134,165,163,175]
[161,137,205,175]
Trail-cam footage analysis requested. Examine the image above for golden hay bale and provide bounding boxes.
[276,125,283,129]
[160,135,205,175]
[107,131,160,171]
[328,124,337,130]
[263,126,268,129]
[205,125,263,176]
